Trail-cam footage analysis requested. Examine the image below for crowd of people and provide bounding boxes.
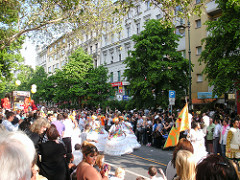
[0,106,239,180]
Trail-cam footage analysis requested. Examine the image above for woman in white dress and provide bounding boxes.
[87,115,108,151]
[119,116,141,150]
[104,117,133,156]
[188,121,208,163]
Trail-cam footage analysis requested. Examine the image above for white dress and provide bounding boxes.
[87,121,108,151]
[104,124,133,156]
[121,122,141,149]
[188,129,208,163]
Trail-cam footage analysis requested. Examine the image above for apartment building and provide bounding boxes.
[35,0,224,106]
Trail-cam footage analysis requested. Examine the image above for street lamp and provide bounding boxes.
[177,19,192,110]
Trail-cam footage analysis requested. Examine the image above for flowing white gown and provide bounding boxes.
[87,121,108,151]
[104,124,133,156]
[121,122,141,149]
[188,128,208,163]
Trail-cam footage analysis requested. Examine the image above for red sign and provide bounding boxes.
[111,82,122,87]
[119,89,123,93]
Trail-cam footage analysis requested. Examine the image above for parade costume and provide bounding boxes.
[87,115,108,151]
[104,118,133,156]
[121,121,141,149]
[188,128,208,163]
[226,127,240,160]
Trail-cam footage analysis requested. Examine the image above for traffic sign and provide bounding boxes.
[169,98,175,105]
[169,90,176,98]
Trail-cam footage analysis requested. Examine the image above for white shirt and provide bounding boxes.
[202,115,210,135]
[63,118,74,138]
[2,120,19,131]
[213,124,222,138]
[72,150,83,166]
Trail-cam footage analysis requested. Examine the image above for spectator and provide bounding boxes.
[166,138,194,180]
[110,167,125,180]
[196,154,239,180]
[2,111,22,131]
[219,118,230,157]
[0,130,35,180]
[52,113,65,137]
[148,166,166,180]
[28,117,49,150]
[72,143,83,166]
[174,150,196,180]
[76,141,108,180]
[94,154,105,172]
[206,117,215,154]
[213,118,222,155]
[39,124,70,180]
[226,119,240,160]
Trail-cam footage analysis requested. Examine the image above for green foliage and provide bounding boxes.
[199,0,240,96]
[84,66,114,108]
[124,19,188,109]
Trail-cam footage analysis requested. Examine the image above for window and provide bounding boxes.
[95,43,98,52]
[111,53,114,64]
[54,54,57,60]
[127,11,131,19]
[103,53,107,64]
[180,50,186,58]
[197,74,203,82]
[196,19,201,28]
[119,53,121,61]
[49,57,53,62]
[48,66,52,73]
[90,46,92,54]
[56,63,59,69]
[86,34,88,41]
[50,47,53,52]
[118,31,121,41]
[127,27,130,38]
[110,72,113,83]
[111,34,114,43]
[94,59,97,67]
[156,14,161,19]
[61,61,65,67]
[146,1,150,10]
[118,71,121,82]
[136,5,140,14]
[196,46,202,55]
[61,49,65,56]
[54,44,57,49]
[104,35,107,46]
[63,38,66,43]
[196,0,201,4]
[175,5,182,15]
[136,23,140,34]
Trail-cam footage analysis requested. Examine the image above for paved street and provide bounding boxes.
[105,145,173,179]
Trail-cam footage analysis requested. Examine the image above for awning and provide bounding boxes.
[192,98,216,104]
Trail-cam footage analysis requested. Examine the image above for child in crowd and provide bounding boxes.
[148,166,167,180]
[110,167,126,180]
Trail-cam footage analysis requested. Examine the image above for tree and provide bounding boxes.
[199,0,240,96]
[124,19,188,109]
[53,47,93,105]
[85,66,114,108]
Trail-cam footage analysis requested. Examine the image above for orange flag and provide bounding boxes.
[175,103,189,132]
[163,103,189,148]
[163,126,180,148]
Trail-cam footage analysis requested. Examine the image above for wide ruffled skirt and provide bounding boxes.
[87,128,108,152]
[104,135,133,156]
[126,133,141,149]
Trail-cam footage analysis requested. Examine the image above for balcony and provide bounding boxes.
[206,1,221,16]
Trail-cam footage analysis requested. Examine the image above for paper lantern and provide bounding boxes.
[15,80,21,86]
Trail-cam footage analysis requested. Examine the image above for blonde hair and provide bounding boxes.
[30,117,49,134]
[95,155,104,168]
[175,150,196,180]
[115,167,125,179]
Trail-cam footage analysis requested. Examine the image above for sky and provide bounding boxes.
[20,38,37,69]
